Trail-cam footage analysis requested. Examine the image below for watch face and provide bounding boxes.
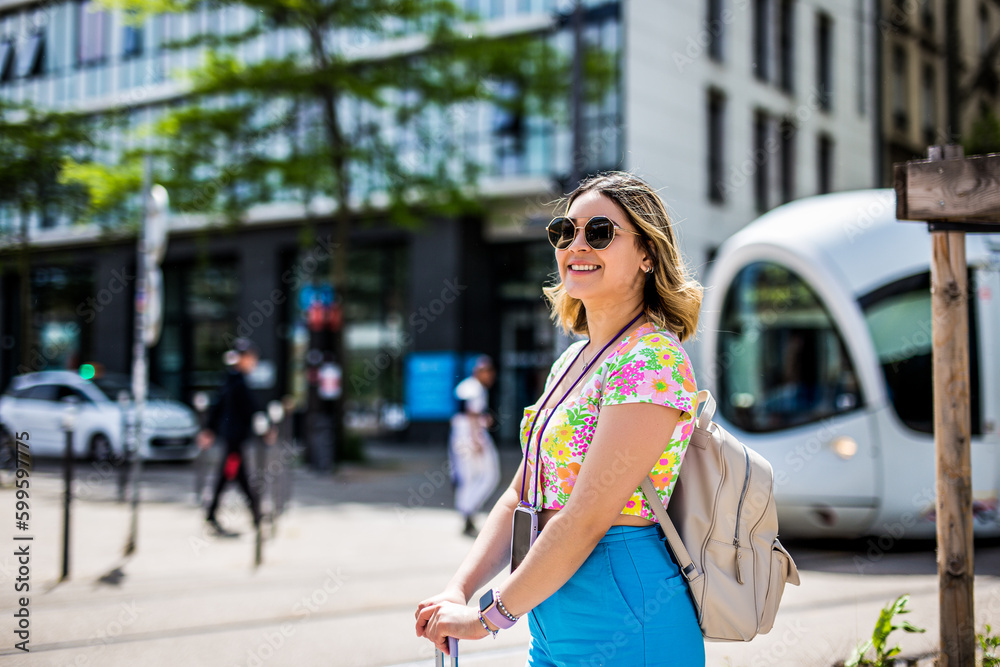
[479,588,495,612]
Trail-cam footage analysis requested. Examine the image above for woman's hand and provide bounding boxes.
[415,600,490,653]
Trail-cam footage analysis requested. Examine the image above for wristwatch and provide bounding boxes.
[479,588,518,632]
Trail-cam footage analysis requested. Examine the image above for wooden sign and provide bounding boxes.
[891,145,999,667]
[894,151,1000,228]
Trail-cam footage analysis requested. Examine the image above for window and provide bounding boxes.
[0,40,14,82]
[16,32,44,79]
[56,385,92,404]
[753,0,771,81]
[78,0,108,66]
[718,262,862,433]
[707,89,725,203]
[20,385,60,401]
[123,23,144,59]
[920,0,934,33]
[754,110,770,212]
[922,64,936,145]
[816,12,833,111]
[493,82,525,176]
[892,45,908,130]
[817,133,834,194]
[859,272,982,435]
[708,0,724,61]
[777,0,794,92]
[779,118,796,203]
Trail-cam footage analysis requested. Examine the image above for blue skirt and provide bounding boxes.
[526,525,705,667]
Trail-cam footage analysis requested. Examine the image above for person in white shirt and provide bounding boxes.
[449,356,499,537]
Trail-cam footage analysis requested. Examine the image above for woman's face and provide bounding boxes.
[557,190,649,304]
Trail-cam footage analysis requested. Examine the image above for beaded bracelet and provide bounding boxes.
[496,596,519,623]
[478,611,498,638]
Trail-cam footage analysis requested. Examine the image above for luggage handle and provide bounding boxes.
[435,637,458,666]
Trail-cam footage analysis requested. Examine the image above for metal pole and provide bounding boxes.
[125,155,152,557]
[61,426,72,581]
[60,398,78,581]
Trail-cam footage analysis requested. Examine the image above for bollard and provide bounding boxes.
[251,411,271,568]
[60,396,80,582]
[192,391,211,505]
[276,395,297,518]
[116,391,130,502]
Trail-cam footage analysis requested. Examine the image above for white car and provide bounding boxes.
[0,371,200,462]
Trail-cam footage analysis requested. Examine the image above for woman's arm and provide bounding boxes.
[418,402,681,650]
[414,465,523,634]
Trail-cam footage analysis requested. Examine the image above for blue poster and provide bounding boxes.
[405,352,460,421]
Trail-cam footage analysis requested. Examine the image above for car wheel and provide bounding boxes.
[90,434,117,464]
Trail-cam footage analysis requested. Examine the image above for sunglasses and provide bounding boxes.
[546,216,642,250]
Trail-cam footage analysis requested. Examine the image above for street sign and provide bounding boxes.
[146,184,169,265]
[895,151,1000,231]
[143,266,163,347]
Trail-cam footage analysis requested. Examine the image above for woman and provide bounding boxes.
[450,355,500,537]
[415,172,705,665]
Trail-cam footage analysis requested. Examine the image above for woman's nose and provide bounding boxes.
[565,223,591,252]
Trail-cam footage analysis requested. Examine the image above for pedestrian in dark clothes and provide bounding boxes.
[197,338,269,537]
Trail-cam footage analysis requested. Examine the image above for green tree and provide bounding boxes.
[0,99,94,372]
[72,0,610,462]
[964,109,1000,156]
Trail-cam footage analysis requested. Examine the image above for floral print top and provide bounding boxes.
[519,322,698,522]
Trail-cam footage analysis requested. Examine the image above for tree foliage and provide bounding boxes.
[74,0,595,228]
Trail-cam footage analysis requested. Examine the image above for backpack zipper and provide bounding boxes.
[733,445,751,585]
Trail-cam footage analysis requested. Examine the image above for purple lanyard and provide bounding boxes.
[518,312,644,509]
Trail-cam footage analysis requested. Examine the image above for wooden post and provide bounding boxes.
[926,145,974,667]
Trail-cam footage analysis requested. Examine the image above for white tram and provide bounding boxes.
[700,189,1000,538]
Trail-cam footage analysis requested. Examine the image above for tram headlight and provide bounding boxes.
[830,436,858,460]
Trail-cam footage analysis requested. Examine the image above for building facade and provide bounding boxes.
[0,0,881,445]
[877,0,1000,183]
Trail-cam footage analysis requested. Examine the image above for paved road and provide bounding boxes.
[1,443,998,666]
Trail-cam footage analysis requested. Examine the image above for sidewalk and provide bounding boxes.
[1,443,998,666]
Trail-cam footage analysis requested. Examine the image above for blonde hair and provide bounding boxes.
[542,171,703,341]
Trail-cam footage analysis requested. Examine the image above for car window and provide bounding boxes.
[91,376,170,401]
[19,384,60,401]
[56,386,93,405]
[859,271,982,436]
[717,261,863,433]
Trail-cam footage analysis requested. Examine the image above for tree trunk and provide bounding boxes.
[308,23,353,466]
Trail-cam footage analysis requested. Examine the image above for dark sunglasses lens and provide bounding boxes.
[585,218,614,249]
[547,218,574,249]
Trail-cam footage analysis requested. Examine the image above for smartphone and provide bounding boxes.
[510,505,538,572]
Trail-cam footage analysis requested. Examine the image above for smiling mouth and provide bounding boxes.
[568,264,600,272]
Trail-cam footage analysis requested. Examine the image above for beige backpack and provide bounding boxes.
[640,390,801,642]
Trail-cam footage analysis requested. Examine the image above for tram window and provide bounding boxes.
[859,272,981,436]
[717,262,863,433]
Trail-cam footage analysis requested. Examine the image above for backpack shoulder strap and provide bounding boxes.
[639,389,714,584]
[640,477,699,583]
